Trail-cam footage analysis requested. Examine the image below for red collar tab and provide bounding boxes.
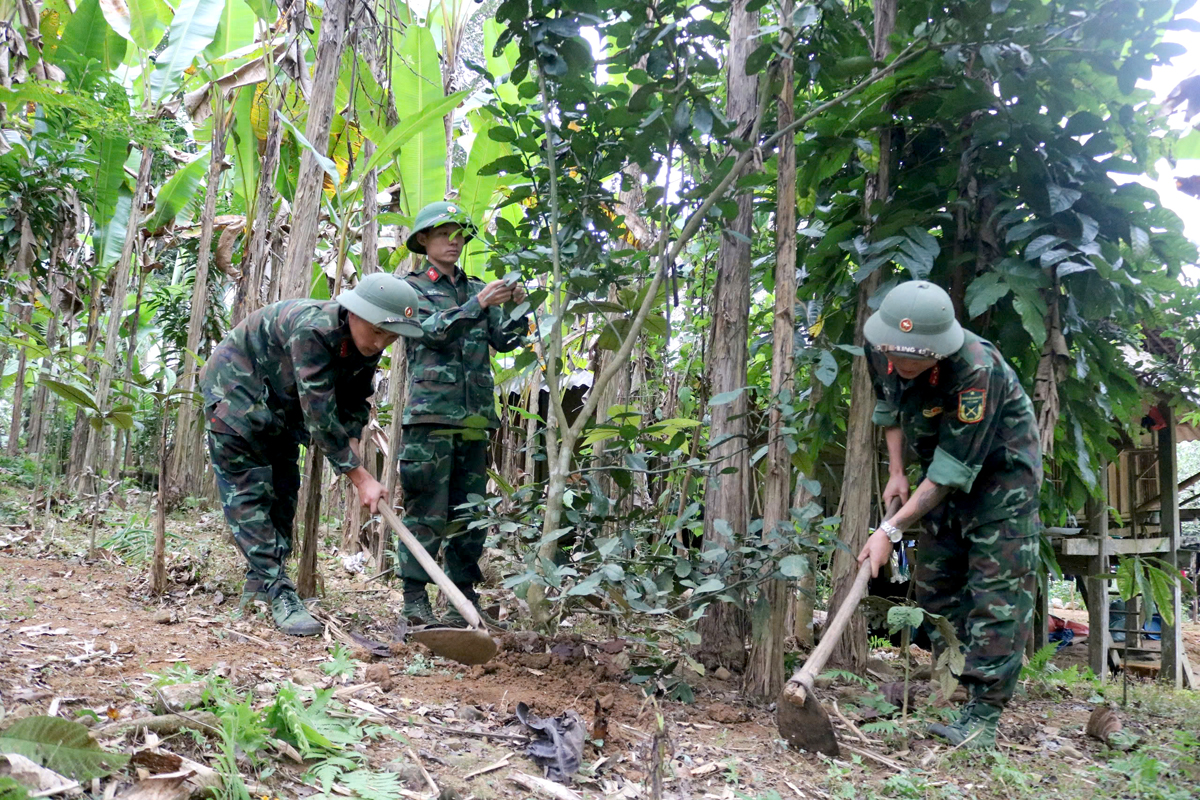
[887,362,894,375]
[425,266,440,282]
[929,364,940,387]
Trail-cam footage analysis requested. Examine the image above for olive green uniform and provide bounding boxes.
[868,330,1043,711]
[399,263,526,587]
[201,300,379,590]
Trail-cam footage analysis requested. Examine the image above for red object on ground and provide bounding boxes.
[1049,615,1090,637]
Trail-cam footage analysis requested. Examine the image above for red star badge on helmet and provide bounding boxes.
[899,318,914,332]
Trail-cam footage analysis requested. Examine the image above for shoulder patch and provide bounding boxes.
[958,388,987,424]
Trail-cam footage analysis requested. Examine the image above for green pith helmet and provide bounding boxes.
[405,201,476,254]
[863,280,964,360]
[336,273,423,338]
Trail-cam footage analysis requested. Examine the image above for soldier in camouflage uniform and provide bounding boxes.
[399,201,528,628]
[857,280,1043,749]
[201,274,422,636]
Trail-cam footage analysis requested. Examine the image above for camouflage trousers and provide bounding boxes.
[914,511,1039,709]
[397,425,489,586]
[207,424,301,587]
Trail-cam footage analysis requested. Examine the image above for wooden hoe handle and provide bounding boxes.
[784,496,903,707]
[378,505,485,631]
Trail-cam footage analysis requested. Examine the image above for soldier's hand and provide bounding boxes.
[857,529,893,579]
[351,473,388,514]
[511,283,526,304]
[883,473,910,508]
[477,279,514,308]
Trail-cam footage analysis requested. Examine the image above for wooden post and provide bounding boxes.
[1191,551,1198,624]
[1157,404,1183,688]
[1027,571,1050,658]
[1086,463,1110,681]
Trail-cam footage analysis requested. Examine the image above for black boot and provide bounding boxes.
[401,580,438,626]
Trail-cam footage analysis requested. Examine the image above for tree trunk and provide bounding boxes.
[1033,287,1068,457]
[277,0,349,594]
[828,0,896,672]
[295,446,323,598]
[79,149,154,498]
[68,276,103,485]
[27,272,65,457]
[279,0,348,299]
[234,96,283,327]
[695,0,758,673]
[524,382,539,483]
[745,15,797,701]
[792,470,819,647]
[152,396,170,594]
[6,303,33,457]
[172,100,230,495]
[111,269,147,480]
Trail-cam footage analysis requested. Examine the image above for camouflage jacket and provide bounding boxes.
[199,299,379,474]
[867,331,1043,529]
[403,263,526,428]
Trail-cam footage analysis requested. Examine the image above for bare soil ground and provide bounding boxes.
[1,495,1198,800]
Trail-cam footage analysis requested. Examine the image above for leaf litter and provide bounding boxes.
[0,533,1198,800]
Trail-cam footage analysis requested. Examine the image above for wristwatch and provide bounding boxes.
[879,520,902,544]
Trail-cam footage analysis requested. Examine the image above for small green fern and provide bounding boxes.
[1021,641,1061,682]
[341,770,405,800]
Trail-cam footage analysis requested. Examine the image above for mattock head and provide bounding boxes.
[776,683,840,757]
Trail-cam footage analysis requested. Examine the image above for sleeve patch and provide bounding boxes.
[957,388,987,423]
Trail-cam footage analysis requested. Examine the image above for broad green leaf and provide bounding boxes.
[0,717,129,780]
[357,90,467,180]
[1017,291,1046,347]
[394,25,448,215]
[133,0,169,49]
[1025,234,1063,261]
[148,0,224,103]
[98,0,132,44]
[1129,225,1150,260]
[106,411,135,430]
[114,0,165,51]
[40,378,99,411]
[278,114,340,189]
[1176,130,1200,160]
[231,85,260,204]
[581,425,621,447]
[1146,561,1176,626]
[205,0,256,65]
[86,135,129,229]
[964,273,1010,318]
[96,188,132,270]
[484,19,519,104]
[709,387,745,406]
[1047,184,1082,214]
[778,554,806,579]
[814,350,838,386]
[145,149,211,231]
[457,111,508,223]
[61,0,128,76]
[887,605,925,633]
[245,0,275,21]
